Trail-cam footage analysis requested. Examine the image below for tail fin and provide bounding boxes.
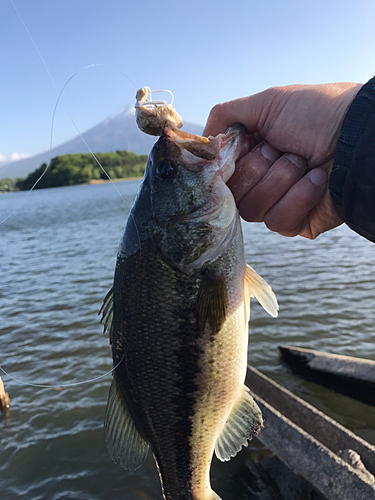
[163,486,222,500]
[199,489,222,500]
[210,491,222,500]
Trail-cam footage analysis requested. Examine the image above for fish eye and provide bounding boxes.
[156,162,176,180]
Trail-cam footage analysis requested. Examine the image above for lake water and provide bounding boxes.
[1,181,374,500]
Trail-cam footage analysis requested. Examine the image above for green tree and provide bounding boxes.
[17,151,148,191]
[0,178,17,192]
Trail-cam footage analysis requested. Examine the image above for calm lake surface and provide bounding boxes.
[1,180,374,500]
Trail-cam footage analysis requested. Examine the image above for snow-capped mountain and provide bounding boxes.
[0,107,203,180]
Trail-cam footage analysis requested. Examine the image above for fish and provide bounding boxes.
[100,122,278,500]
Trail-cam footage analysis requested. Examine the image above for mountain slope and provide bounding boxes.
[0,107,203,180]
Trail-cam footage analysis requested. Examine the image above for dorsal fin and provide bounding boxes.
[215,385,263,462]
[245,264,278,317]
[99,287,115,344]
[104,379,149,470]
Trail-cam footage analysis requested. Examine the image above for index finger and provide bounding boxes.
[203,95,263,137]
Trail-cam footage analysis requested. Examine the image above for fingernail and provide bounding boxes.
[261,142,281,162]
[309,169,327,186]
[286,153,306,168]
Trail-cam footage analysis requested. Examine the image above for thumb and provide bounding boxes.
[203,92,267,137]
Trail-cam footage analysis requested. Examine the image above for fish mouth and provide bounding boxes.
[164,123,246,162]
[167,124,246,223]
[218,123,247,149]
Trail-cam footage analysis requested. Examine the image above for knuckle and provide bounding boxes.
[264,211,291,234]
[265,216,300,237]
[208,102,225,120]
[264,214,282,233]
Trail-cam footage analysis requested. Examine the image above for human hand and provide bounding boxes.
[204,83,361,239]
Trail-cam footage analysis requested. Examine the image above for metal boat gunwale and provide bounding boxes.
[246,365,375,500]
[278,345,375,405]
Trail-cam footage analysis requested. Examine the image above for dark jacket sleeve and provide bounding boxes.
[329,76,375,242]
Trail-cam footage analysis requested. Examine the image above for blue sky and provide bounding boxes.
[1,0,374,165]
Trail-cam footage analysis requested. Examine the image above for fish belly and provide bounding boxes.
[189,279,248,499]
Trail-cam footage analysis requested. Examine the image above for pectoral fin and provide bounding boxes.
[104,379,149,470]
[215,385,263,462]
[245,264,278,317]
[197,272,228,335]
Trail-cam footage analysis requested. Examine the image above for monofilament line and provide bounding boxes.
[0,63,133,226]
[3,0,139,225]
[50,64,132,207]
[10,0,57,88]
[0,356,124,389]
[4,1,140,388]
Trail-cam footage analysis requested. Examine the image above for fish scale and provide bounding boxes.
[114,244,203,497]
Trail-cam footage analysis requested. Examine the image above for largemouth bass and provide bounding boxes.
[101,123,278,500]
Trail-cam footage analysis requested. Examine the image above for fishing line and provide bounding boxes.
[0,356,124,389]
[0,61,137,225]
[49,63,136,207]
[10,0,57,88]
[3,0,139,224]
[2,1,145,388]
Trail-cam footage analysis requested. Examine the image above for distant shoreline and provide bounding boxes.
[0,176,144,194]
[88,176,143,185]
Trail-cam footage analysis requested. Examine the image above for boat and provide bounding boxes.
[246,365,375,500]
[278,345,375,405]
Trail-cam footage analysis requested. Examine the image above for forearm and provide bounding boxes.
[329,76,375,242]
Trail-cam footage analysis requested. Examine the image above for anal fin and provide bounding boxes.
[215,385,263,462]
[104,379,149,470]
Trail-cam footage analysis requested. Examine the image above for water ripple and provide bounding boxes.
[1,181,374,498]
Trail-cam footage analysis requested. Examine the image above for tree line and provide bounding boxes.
[0,150,148,192]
